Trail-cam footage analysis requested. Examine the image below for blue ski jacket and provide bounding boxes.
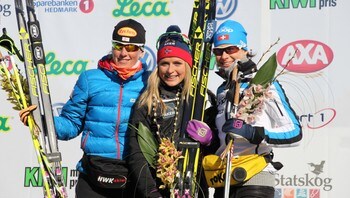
[54,55,149,172]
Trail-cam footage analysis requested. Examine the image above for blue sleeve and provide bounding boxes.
[54,72,89,140]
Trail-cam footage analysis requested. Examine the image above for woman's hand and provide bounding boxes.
[19,105,37,126]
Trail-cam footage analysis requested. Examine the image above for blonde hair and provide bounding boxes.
[137,63,192,115]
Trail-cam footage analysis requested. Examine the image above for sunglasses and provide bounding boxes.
[156,32,192,51]
[213,46,240,56]
[112,42,142,52]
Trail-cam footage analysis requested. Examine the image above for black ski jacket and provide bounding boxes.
[126,83,184,198]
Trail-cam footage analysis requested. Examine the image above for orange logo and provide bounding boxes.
[117,27,137,37]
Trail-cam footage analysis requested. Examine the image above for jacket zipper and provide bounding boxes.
[115,83,123,159]
[273,99,284,116]
[81,131,90,149]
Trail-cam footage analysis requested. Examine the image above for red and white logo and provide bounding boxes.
[218,34,230,41]
[277,40,334,73]
[79,0,94,13]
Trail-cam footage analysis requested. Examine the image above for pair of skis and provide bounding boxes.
[0,0,68,197]
[173,0,216,197]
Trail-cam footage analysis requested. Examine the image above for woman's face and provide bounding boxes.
[214,45,247,68]
[111,43,144,68]
[158,57,187,87]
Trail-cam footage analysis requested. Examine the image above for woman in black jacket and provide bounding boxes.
[126,25,212,198]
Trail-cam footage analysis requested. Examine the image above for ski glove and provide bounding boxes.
[237,59,257,76]
[19,105,37,126]
[222,118,265,144]
[186,119,213,146]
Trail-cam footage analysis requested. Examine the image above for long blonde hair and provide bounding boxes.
[137,63,192,115]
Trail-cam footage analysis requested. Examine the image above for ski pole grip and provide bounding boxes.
[225,133,235,144]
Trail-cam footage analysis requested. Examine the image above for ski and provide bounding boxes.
[184,0,216,197]
[174,0,205,197]
[13,0,67,197]
[173,0,204,196]
[192,0,216,121]
[184,0,205,124]
[0,31,66,198]
[174,0,216,197]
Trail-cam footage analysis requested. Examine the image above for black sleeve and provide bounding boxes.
[237,59,257,76]
[125,104,160,197]
[202,89,220,155]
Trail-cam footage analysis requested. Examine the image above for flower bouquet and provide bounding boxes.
[156,137,182,189]
[130,122,183,190]
[234,52,278,124]
[234,37,297,124]
[235,84,273,124]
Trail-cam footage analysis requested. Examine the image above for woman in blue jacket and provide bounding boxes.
[20,19,149,198]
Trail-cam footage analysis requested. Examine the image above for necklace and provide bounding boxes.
[152,91,180,142]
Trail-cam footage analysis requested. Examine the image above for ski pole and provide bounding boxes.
[224,64,240,198]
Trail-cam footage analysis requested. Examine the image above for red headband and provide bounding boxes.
[157,46,193,68]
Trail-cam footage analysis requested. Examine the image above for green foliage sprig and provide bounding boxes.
[250,38,280,87]
[0,58,30,111]
[129,122,158,168]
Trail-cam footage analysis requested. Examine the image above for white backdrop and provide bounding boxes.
[0,0,348,197]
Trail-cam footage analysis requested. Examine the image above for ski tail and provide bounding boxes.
[13,0,67,197]
[192,0,216,121]
[0,45,65,198]
[181,0,206,135]
[25,0,63,170]
[14,0,46,149]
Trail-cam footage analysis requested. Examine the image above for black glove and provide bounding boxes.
[222,118,265,144]
[237,59,257,76]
